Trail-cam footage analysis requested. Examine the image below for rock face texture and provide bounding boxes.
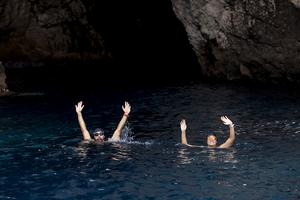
[0,62,7,90]
[171,0,300,82]
[0,0,200,92]
[2,0,300,85]
[0,0,107,62]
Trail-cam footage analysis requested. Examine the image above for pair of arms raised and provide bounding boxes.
[75,101,131,141]
[180,116,235,148]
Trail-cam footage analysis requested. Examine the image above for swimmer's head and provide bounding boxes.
[207,134,217,147]
[93,128,105,141]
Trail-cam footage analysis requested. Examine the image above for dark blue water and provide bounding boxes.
[0,82,300,200]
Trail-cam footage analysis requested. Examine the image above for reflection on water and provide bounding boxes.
[177,146,238,166]
[177,147,194,165]
[207,148,218,162]
[110,143,132,161]
[206,149,238,164]
[75,143,91,160]
[0,82,300,199]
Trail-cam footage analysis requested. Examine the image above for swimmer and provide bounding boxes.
[75,101,131,142]
[180,116,235,148]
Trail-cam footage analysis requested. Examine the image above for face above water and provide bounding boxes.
[207,135,217,146]
[94,134,105,142]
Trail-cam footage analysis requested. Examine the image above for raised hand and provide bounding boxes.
[122,101,131,115]
[180,119,187,132]
[219,116,236,148]
[75,101,91,141]
[75,101,85,113]
[111,101,131,141]
[221,116,233,126]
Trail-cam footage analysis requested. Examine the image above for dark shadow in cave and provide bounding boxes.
[5,0,201,93]
[82,0,200,79]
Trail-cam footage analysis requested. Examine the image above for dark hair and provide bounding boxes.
[93,128,104,136]
[208,134,217,138]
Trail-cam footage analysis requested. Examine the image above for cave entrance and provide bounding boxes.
[85,0,200,80]
[5,0,200,93]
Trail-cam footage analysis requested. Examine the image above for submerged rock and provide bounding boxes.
[0,61,7,91]
[0,61,14,97]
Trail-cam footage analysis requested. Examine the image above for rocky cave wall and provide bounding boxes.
[0,0,107,62]
[171,0,300,83]
[0,0,199,92]
[1,0,300,92]
[0,0,112,93]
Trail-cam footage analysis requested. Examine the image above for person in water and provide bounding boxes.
[75,101,131,142]
[180,116,235,148]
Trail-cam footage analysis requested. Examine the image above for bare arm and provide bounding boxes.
[218,116,235,149]
[110,101,131,141]
[180,119,202,147]
[180,119,189,145]
[75,101,92,141]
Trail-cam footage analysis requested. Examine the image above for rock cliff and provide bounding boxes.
[171,0,300,82]
[0,0,107,62]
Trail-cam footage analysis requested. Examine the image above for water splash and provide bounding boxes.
[120,124,134,142]
[120,124,156,145]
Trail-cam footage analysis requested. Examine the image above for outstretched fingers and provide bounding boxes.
[180,119,187,131]
[122,101,131,114]
[75,101,84,112]
[221,116,233,125]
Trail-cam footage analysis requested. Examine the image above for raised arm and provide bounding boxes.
[180,119,189,145]
[218,116,235,149]
[110,101,131,142]
[75,101,92,141]
[180,119,201,147]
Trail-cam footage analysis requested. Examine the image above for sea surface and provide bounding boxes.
[0,82,299,200]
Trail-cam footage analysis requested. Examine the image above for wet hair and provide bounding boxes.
[93,128,104,136]
[207,134,216,137]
